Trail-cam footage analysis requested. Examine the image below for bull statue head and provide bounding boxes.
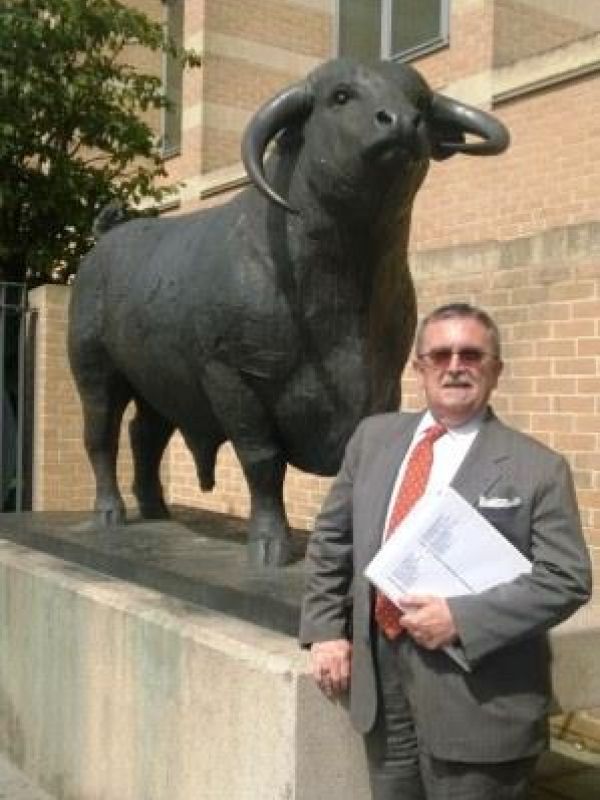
[242,58,509,213]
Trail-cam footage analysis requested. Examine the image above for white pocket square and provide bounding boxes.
[478,495,522,509]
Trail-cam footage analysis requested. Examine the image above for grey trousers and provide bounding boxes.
[364,634,538,800]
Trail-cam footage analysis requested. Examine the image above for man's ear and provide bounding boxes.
[413,357,425,387]
[493,358,504,385]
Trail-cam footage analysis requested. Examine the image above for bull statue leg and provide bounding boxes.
[200,361,292,568]
[71,349,132,526]
[129,398,174,519]
[239,449,290,568]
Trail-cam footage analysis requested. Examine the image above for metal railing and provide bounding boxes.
[0,283,28,512]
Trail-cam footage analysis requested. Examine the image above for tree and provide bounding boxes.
[0,0,200,285]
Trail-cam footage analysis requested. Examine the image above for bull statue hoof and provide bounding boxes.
[138,500,171,521]
[247,536,292,568]
[94,501,126,528]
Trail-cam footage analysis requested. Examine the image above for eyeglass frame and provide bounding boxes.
[415,347,500,370]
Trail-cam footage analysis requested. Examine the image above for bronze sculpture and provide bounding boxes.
[68,58,509,567]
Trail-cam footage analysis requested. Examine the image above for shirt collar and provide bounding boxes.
[417,409,485,438]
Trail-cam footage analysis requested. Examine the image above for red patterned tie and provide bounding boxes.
[374,422,447,639]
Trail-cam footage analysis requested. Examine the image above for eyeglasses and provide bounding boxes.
[417,347,497,369]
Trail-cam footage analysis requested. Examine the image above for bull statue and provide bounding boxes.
[68,58,509,567]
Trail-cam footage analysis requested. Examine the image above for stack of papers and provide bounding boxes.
[365,486,531,670]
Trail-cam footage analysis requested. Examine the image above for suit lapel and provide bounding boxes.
[451,409,509,505]
[363,410,510,561]
[365,413,423,558]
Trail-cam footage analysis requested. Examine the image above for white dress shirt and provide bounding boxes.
[382,411,483,536]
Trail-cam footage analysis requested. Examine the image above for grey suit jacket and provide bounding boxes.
[299,409,592,762]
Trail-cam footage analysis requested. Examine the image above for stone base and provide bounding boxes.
[0,537,370,800]
[550,600,600,714]
[0,507,308,636]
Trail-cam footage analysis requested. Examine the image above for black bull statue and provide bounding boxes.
[68,58,509,567]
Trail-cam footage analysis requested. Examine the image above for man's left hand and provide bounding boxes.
[398,595,458,650]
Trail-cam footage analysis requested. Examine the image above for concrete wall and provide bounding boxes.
[0,540,369,800]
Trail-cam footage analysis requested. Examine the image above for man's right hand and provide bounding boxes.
[309,639,352,698]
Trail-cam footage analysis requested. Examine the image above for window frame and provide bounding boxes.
[335,0,450,63]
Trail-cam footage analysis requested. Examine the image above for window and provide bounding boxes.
[162,0,184,157]
[337,0,449,62]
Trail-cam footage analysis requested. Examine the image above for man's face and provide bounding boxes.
[414,316,503,428]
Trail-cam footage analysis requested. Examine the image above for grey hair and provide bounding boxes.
[415,303,502,358]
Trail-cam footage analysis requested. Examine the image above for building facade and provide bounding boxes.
[33,1,600,588]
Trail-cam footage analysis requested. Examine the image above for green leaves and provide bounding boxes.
[0,0,200,284]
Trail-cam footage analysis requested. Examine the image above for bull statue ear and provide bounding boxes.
[430,94,510,160]
[241,83,314,213]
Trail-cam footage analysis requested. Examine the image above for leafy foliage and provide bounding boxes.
[0,0,200,284]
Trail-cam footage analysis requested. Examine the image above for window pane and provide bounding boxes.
[338,0,382,60]
[391,0,442,57]
[164,0,184,155]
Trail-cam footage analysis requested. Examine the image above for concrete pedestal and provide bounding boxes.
[0,538,370,800]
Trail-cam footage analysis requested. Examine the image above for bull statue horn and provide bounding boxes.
[430,94,510,159]
[241,83,314,213]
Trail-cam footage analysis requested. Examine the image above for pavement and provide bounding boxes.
[0,737,597,800]
[533,737,600,799]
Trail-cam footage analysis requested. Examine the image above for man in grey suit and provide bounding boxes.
[300,303,592,800]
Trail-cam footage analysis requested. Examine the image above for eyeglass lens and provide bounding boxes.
[423,348,487,367]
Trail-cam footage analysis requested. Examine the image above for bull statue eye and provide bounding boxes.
[333,88,350,105]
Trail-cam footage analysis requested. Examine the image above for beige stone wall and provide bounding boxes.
[198,0,331,171]
[0,542,371,800]
[493,0,598,68]
[151,0,332,188]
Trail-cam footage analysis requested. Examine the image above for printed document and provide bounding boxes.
[365,486,531,599]
[365,486,531,669]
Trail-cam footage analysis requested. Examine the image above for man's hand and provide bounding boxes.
[398,595,458,650]
[309,639,352,698]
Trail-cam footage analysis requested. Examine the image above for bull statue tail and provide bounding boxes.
[92,201,129,237]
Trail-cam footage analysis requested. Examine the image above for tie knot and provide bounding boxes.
[424,423,447,443]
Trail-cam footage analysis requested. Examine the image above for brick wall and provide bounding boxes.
[404,224,600,548]
[29,286,138,513]
[411,74,600,249]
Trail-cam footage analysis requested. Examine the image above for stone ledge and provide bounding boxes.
[0,539,369,800]
[550,601,600,713]
[0,508,307,637]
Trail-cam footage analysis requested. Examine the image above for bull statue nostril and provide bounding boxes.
[375,108,396,127]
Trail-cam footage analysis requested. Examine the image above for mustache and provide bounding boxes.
[442,377,473,387]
